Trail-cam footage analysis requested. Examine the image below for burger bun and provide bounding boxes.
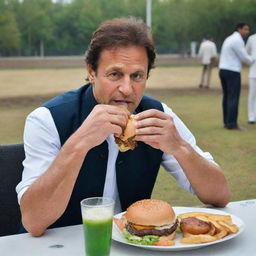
[126,199,176,226]
[115,114,137,152]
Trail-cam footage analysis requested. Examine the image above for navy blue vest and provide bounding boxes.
[40,84,164,229]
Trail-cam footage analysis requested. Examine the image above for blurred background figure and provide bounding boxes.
[246,32,256,124]
[198,36,218,89]
[219,23,254,130]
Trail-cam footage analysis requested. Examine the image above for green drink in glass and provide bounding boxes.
[81,197,114,256]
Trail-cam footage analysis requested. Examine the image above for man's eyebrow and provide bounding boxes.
[106,66,123,72]
[106,66,146,73]
[133,69,146,73]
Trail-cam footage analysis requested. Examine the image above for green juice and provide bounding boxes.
[83,218,113,256]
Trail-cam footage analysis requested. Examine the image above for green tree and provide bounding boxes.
[51,0,146,55]
[153,0,191,54]
[14,0,54,56]
[0,0,20,55]
[1,0,256,56]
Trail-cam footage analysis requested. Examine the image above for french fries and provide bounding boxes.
[179,212,232,224]
[178,212,239,244]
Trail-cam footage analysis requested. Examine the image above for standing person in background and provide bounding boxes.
[246,33,256,124]
[219,23,254,130]
[198,36,218,89]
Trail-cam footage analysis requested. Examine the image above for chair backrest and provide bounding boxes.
[0,143,25,236]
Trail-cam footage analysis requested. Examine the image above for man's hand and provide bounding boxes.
[19,104,130,236]
[134,109,185,155]
[75,104,130,150]
[135,109,231,207]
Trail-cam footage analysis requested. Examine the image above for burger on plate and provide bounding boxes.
[115,114,137,152]
[117,199,178,246]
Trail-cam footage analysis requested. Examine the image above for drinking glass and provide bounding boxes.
[81,197,115,256]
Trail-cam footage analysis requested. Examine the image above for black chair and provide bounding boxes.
[0,143,25,236]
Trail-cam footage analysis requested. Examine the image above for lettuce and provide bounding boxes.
[122,229,159,245]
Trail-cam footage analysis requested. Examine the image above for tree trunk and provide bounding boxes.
[40,39,44,57]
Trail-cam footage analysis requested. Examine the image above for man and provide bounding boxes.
[246,33,256,124]
[198,36,218,88]
[219,23,254,130]
[16,17,230,237]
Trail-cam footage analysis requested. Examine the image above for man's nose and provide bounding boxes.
[118,76,133,95]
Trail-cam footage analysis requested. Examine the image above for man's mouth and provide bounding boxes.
[113,100,132,106]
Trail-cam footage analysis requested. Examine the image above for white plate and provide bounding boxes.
[112,207,245,251]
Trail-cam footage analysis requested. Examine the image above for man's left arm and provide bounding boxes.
[234,38,254,65]
[170,142,230,207]
[134,108,231,207]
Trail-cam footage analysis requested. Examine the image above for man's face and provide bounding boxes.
[238,25,250,38]
[88,45,148,113]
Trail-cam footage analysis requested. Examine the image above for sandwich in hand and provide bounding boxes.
[115,114,137,152]
[114,199,178,246]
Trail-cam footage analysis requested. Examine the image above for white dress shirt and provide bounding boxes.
[198,40,218,65]
[246,34,256,78]
[16,103,216,213]
[246,34,256,122]
[219,31,254,72]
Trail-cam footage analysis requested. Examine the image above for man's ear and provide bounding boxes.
[87,65,96,84]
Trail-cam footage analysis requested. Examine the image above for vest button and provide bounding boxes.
[117,160,123,165]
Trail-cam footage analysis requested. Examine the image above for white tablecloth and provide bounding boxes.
[0,199,255,256]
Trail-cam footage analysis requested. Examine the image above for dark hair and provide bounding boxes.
[205,34,213,40]
[235,22,249,31]
[85,17,156,74]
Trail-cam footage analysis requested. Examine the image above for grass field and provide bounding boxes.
[0,66,249,98]
[1,66,255,207]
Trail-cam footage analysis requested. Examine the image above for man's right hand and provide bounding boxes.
[74,104,130,150]
[20,104,130,236]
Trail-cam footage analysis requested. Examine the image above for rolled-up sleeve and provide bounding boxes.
[16,107,61,204]
[161,103,217,194]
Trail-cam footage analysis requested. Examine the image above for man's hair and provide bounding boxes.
[85,17,156,74]
[235,22,249,31]
[205,34,213,40]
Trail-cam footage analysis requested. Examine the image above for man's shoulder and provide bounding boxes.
[232,32,243,42]
[208,41,216,47]
[223,32,241,47]
[137,94,163,112]
[203,41,215,49]
[248,34,256,40]
[200,40,209,47]
[225,32,237,41]
[141,94,160,104]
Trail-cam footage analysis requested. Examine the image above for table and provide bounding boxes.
[0,199,255,256]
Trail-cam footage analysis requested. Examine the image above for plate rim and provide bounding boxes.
[112,206,245,251]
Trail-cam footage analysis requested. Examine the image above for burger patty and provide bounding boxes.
[115,136,137,149]
[126,219,178,237]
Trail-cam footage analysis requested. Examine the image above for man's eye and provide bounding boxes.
[131,73,145,82]
[107,72,121,80]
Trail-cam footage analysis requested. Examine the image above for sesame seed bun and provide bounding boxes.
[125,199,176,226]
